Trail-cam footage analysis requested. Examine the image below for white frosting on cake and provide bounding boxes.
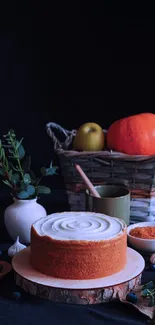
[32,212,126,241]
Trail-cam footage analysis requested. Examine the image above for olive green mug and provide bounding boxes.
[85,185,130,225]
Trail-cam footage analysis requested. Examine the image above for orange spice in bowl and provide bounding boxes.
[127,222,155,253]
[130,226,155,240]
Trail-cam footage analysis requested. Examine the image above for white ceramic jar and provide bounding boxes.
[4,198,47,244]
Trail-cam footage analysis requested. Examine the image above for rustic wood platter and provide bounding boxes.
[12,247,145,305]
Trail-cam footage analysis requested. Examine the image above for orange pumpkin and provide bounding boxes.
[107,113,155,155]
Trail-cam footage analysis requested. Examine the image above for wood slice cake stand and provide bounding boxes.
[12,247,145,305]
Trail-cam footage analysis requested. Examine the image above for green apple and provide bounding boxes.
[73,122,105,151]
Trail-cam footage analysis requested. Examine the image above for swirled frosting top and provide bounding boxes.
[32,212,126,241]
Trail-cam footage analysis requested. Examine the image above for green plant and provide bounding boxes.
[0,129,58,199]
[141,281,155,306]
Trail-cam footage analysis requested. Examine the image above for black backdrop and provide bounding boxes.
[0,5,155,323]
[0,2,155,181]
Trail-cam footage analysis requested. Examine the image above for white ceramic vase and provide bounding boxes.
[4,198,47,244]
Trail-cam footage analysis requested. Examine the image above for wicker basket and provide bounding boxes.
[46,122,155,224]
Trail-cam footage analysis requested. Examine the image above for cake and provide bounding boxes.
[30,211,127,280]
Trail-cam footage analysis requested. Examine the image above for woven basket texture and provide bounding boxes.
[46,122,155,223]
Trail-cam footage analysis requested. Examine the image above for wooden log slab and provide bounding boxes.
[15,271,142,305]
[12,247,145,305]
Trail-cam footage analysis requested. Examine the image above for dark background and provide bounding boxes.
[0,4,154,323]
[0,2,155,167]
[0,2,155,241]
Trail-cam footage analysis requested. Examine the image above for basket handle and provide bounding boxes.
[46,122,77,150]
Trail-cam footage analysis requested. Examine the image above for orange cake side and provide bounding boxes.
[30,224,127,280]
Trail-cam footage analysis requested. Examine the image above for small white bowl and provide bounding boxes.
[127,221,155,253]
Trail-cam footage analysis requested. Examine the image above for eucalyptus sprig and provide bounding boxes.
[141,281,155,306]
[0,129,58,199]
